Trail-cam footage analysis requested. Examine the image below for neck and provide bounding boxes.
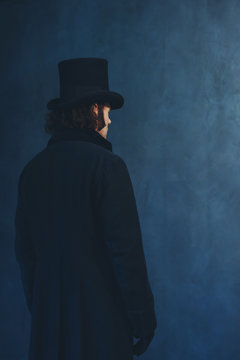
[47,126,112,152]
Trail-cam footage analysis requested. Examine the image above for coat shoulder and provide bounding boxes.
[17,141,127,184]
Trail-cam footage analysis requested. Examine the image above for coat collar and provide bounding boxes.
[46,127,112,152]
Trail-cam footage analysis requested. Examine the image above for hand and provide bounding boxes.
[133,332,155,356]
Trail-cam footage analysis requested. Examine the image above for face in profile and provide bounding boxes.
[93,103,111,139]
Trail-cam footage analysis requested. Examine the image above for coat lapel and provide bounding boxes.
[46,127,113,152]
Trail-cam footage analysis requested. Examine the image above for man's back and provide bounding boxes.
[15,128,157,360]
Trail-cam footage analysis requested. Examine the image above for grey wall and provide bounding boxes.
[1,0,240,359]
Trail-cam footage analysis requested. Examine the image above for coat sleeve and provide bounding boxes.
[99,156,157,338]
[14,169,36,314]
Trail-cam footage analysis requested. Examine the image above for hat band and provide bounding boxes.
[60,85,107,101]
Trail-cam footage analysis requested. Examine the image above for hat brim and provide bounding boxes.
[47,90,124,111]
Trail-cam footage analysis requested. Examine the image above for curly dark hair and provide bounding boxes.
[44,102,111,135]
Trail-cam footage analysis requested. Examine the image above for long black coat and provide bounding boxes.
[14,127,157,360]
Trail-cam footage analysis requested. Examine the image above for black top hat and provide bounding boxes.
[47,58,124,111]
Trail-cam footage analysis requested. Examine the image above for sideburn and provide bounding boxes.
[96,107,105,131]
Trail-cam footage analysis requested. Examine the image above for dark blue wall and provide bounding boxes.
[1,0,240,359]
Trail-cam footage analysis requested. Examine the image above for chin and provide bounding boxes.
[98,127,108,139]
[103,130,108,138]
[99,131,106,139]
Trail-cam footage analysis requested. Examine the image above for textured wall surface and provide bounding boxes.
[1,0,240,359]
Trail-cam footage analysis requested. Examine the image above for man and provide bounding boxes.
[14,58,157,360]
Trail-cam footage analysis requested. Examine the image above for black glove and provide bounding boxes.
[133,331,155,356]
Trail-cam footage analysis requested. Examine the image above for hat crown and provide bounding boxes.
[58,58,109,100]
[46,57,124,110]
